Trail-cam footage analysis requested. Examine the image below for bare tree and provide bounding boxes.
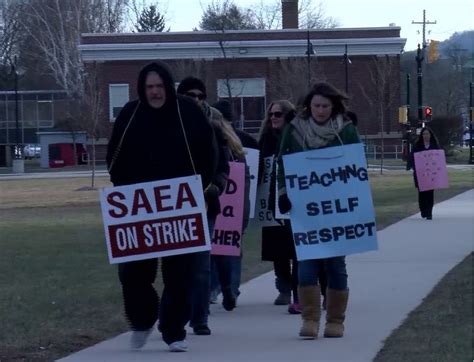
[81,62,105,188]
[267,57,326,104]
[173,59,207,84]
[16,1,128,170]
[0,1,25,84]
[298,0,339,29]
[360,55,400,174]
[250,0,339,29]
[199,0,257,31]
[19,0,129,99]
[20,0,84,98]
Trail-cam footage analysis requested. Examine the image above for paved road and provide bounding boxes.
[59,190,474,362]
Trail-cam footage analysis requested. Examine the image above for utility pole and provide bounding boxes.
[470,82,473,164]
[412,9,437,49]
[412,10,436,128]
[406,74,411,121]
[416,44,424,126]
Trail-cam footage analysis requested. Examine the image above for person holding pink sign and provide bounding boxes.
[106,62,218,352]
[177,76,230,336]
[277,83,360,340]
[209,111,250,313]
[407,127,440,220]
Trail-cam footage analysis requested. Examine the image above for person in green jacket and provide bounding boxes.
[276,82,360,340]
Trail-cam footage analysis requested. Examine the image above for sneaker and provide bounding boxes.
[169,340,188,352]
[274,292,291,305]
[193,324,211,335]
[288,303,302,314]
[222,292,236,311]
[130,329,152,350]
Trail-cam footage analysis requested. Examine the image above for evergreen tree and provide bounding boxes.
[135,5,166,32]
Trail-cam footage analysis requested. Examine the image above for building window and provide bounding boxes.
[217,78,266,135]
[38,100,53,127]
[109,84,129,121]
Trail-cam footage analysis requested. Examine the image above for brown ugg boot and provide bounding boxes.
[324,288,349,338]
[298,285,321,339]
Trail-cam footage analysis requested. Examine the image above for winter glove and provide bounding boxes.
[278,194,292,214]
[204,183,221,218]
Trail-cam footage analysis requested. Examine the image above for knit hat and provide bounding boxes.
[212,100,233,123]
[176,76,207,96]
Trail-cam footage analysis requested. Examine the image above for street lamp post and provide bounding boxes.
[11,56,24,173]
[306,30,315,89]
[469,82,473,164]
[343,44,350,94]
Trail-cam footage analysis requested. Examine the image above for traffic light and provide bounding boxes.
[398,106,408,124]
[428,40,440,63]
[424,106,433,121]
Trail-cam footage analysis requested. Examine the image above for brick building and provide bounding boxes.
[79,7,406,153]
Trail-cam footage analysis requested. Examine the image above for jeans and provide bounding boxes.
[189,251,211,327]
[210,255,241,298]
[298,256,347,290]
[188,214,215,327]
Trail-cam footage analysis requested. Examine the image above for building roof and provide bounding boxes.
[80,27,406,62]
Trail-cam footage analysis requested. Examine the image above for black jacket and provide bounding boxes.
[106,63,217,189]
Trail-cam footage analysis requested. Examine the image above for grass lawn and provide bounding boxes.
[374,253,473,362]
[0,170,472,361]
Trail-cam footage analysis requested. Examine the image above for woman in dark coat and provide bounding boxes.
[407,127,440,220]
[259,100,304,314]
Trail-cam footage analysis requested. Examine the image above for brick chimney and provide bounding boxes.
[282,0,298,29]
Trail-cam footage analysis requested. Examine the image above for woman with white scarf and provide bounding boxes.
[276,82,360,340]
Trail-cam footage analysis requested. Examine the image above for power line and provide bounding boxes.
[412,9,437,49]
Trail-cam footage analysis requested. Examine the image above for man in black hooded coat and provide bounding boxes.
[106,62,217,352]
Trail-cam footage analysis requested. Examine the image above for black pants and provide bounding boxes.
[274,258,301,302]
[119,254,193,345]
[418,190,434,217]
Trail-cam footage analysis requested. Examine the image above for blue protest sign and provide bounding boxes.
[282,143,378,260]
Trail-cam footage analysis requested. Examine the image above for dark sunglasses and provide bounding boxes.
[268,111,283,118]
[185,92,206,100]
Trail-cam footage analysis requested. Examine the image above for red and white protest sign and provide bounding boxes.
[100,175,210,264]
[211,162,245,256]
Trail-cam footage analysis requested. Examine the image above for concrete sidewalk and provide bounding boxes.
[60,190,474,362]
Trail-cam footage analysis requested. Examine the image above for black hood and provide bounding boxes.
[137,62,177,107]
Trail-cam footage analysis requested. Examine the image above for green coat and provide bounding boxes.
[277,121,360,196]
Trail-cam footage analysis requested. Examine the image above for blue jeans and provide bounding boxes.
[298,256,347,290]
[210,255,241,298]
[188,215,216,327]
[189,250,211,327]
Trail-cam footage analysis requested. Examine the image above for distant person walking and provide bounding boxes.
[407,127,440,220]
